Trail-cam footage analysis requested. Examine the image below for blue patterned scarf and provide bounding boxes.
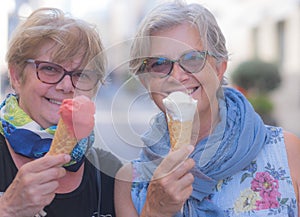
[0,94,94,172]
[132,87,269,216]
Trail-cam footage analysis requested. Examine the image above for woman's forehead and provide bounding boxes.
[36,42,85,65]
[149,24,203,58]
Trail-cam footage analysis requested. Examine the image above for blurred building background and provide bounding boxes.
[1,0,299,160]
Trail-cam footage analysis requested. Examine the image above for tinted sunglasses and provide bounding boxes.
[138,50,217,78]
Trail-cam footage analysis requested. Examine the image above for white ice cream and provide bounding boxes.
[163,91,198,121]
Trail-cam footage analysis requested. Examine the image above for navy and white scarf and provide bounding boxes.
[0,94,94,172]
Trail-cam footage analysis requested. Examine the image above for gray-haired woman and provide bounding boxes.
[115,1,300,217]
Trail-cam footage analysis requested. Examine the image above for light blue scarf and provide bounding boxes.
[131,87,269,216]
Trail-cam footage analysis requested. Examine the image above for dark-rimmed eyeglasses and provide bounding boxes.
[26,59,100,91]
[138,50,217,78]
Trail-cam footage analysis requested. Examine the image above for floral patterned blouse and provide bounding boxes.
[210,126,298,216]
[131,126,298,216]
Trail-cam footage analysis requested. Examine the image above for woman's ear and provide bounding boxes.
[135,73,149,89]
[216,61,227,82]
[139,76,147,88]
[8,65,22,93]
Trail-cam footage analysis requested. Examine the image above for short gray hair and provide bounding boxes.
[130,1,228,76]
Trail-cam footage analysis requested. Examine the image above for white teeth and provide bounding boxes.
[187,88,194,95]
[49,99,62,105]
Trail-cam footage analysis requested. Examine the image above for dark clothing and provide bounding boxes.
[0,134,122,217]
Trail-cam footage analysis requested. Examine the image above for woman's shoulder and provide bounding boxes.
[92,148,123,177]
[283,130,300,204]
[115,162,133,181]
[283,130,300,162]
[0,134,5,145]
[284,130,300,144]
[284,130,300,163]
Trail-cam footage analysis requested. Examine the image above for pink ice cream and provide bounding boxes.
[59,95,95,140]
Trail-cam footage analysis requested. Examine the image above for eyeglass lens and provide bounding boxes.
[36,61,98,91]
[143,50,207,77]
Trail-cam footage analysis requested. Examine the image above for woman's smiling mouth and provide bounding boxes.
[47,98,62,105]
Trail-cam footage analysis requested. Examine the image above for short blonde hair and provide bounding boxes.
[6,8,106,85]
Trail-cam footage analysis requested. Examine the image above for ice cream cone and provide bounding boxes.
[47,95,95,156]
[163,91,197,151]
[48,118,78,155]
[167,115,193,151]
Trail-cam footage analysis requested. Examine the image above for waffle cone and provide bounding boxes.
[167,115,193,151]
[48,119,78,155]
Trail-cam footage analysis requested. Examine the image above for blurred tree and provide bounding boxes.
[231,59,281,125]
[231,59,281,94]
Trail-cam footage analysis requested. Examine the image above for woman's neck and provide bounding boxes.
[192,99,220,145]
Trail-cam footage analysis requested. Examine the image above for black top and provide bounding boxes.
[0,134,122,217]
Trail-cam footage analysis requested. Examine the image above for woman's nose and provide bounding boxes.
[169,62,190,82]
[55,74,74,93]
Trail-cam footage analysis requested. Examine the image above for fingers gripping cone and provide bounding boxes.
[163,91,197,151]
